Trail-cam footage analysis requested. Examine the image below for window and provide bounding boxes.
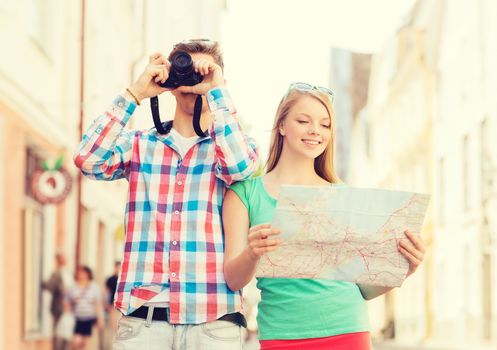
[480,119,491,203]
[96,221,106,283]
[438,158,445,226]
[0,0,9,12]
[479,118,492,339]
[23,148,47,339]
[23,203,45,338]
[435,70,444,123]
[27,0,52,57]
[462,135,470,211]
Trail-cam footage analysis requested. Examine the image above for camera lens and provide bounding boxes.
[171,51,193,74]
[165,50,203,87]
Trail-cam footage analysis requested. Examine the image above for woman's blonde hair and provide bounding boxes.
[265,89,341,183]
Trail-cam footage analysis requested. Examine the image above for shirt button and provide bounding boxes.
[172,241,177,246]
[118,101,124,107]
[171,272,176,278]
[174,210,180,215]
[177,181,182,186]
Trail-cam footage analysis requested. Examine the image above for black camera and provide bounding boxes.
[158,51,203,89]
[151,50,207,137]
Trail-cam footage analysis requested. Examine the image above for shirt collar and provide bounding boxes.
[152,120,210,150]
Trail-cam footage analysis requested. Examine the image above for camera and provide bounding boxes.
[158,51,203,89]
[151,50,207,136]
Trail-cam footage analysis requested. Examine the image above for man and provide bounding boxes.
[42,253,71,350]
[74,39,258,349]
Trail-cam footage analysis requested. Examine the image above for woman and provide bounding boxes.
[64,266,104,350]
[222,82,426,350]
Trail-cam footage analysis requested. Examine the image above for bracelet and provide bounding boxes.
[126,88,141,106]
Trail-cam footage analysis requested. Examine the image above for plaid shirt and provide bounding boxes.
[74,88,258,324]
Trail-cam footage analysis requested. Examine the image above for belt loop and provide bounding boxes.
[145,306,154,328]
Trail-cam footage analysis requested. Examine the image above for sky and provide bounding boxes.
[221,0,416,155]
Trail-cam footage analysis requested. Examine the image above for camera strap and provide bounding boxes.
[192,95,207,137]
[150,96,168,134]
[150,95,207,137]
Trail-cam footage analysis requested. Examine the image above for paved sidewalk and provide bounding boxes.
[373,340,496,350]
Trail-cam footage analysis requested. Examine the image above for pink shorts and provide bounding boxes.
[259,331,371,350]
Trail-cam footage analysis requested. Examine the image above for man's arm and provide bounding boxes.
[206,87,259,185]
[42,272,60,293]
[175,59,259,185]
[73,95,136,181]
[73,53,173,180]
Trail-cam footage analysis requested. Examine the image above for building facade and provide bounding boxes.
[348,0,441,345]
[329,49,371,182]
[349,0,497,348]
[0,1,225,349]
[433,0,497,345]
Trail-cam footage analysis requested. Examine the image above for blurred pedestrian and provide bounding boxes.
[223,82,427,350]
[42,253,72,350]
[104,262,120,344]
[64,266,104,350]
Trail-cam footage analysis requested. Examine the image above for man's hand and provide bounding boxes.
[126,53,172,103]
[175,59,225,95]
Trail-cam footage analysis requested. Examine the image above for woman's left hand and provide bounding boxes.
[398,230,426,278]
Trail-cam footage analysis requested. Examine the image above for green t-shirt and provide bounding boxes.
[229,176,370,340]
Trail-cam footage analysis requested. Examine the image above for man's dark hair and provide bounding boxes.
[169,39,224,71]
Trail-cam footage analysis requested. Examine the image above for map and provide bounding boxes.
[255,185,430,287]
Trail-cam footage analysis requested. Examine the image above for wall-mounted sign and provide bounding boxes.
[31,156,72,205]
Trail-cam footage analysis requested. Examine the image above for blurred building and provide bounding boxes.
[350,0,497,349]
[433,0,497,345]
[329,49,371,182]
[352,0,440,344]
[0,1,85,349]
[0,1,225,349]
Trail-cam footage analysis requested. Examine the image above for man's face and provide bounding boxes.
[170,53,217,116]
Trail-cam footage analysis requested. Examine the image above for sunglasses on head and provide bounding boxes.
[285,82,335,103]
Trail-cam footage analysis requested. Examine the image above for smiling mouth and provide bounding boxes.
[302,139,321,145]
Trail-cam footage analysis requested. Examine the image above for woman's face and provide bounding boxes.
[76,269,89,282]
[279,95,332,160]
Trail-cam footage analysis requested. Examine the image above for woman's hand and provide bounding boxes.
[399,230,426,278]
[246,223,282,260]
[359,229,427,300]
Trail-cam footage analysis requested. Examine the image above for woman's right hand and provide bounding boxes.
[246,223,282,260]
[126,52,173,103]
